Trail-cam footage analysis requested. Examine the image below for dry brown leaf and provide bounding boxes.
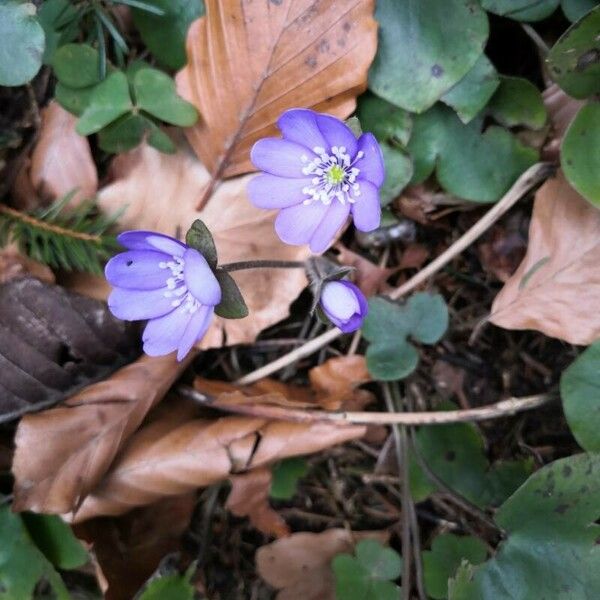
[226,467,290,538]
[256,529,389,600]
[30,101,98,205]
[74,494,196,600]
[12,353,194,514]
[490,171,600,344]
[0,243,54,284]
[70,395,365,521]
[334,245,394,296]
[96,143,309,349]
[176,0,377,181]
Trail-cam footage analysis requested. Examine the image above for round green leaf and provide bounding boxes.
[379,143,413,206]
[270,457,308,500]
[441,54,500,124]
[561,0,598,22]
[37,0,78,64]
[54,82,94,116]
[0,1,45,86]
[131,0,204,70]
[77,71,133,136]
[355,539,402,581]
[146,121,177,154]
[546,5,600,98]
[52,43,101,89]
[97,113,146,154]
[368,0,489,113]
[487,76,547,129]
[357,93,412,146]
[449,453,600,599]
[366,340,418,381]
[133,68,198,126]
[423,534,487,600]
[562,102,600,206]
[561,341,600,452]
[482,0,559,21]
[405,292,449,344]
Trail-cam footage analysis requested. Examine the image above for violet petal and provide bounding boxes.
[321,281,360,320]
[278,108,328,151]
[355,133,385,188]
[352,180,381,232]
[247,173,312,209]
[105,250,172,290]
[308,200,351,253]
[274,201,329,246]
[315,113,358,157]
[251,138,317,178]
[108,286,176,321]
[183,248,221,306]
[176,305,213,360]
[117,231,186,257]
[142,307,192,356]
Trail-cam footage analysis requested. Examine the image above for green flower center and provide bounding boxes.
[326,164,345,185]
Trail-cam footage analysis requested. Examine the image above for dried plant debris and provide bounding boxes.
[0,277,139,423]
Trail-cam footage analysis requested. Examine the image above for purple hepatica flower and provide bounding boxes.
[248,108,384,253]
[105,231,221,361]
[320,280,368,333]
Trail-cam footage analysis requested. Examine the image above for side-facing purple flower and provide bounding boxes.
[105,231,221,361]
[320,280,368,333]
[248,108,384,253]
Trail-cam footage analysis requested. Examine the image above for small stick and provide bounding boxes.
[179,387,556,425]
[236,163,552,385]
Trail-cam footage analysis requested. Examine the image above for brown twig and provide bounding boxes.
[179,386,556,425]
[235,162,553,385]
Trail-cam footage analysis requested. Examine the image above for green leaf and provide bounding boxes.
[55,82,94,116]
[487,76,547,129]
[0,1,45,86]
[379,144,413,206]
[133,68,198,126]
[0,505,70,599]
[214,271,248,319]
[37,0,78,64]
[449,453,600,600]
[357,93,412,147]
[561,0,598,22]
[407,104,538,202]
[333,539,402,600]
[77,71,133,135]
[547,5,600,98]
[423,534,487,600]
[138,572,195,600]
[22,513,88,570]
[270,457,308,500]
[186,219,218,267]
[131,0,204,69]
[362,293,448,381]
[481,0,559,21]
[97,113,146,153]
[561,102,600,206]
[52,43,101,88]
[146,120,177,154]
[441,55,500,124]
[561,341,600,452]
[369,0,488,113]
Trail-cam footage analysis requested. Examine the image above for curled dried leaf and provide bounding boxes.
[12,353,194,514]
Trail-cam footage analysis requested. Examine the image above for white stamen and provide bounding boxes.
[160,254,202,315]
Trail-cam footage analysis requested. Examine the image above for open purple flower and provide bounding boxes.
[320,280,368,333]
[105,231,221,361]
[248,108,384,253]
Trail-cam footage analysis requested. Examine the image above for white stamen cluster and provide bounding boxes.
[158,256,199,314]
[300,146,364,206]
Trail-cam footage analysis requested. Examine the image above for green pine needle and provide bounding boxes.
[0,194,121,275]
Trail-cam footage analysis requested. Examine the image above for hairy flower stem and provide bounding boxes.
[219,260,306,272]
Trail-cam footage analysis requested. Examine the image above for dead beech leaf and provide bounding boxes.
[226,467,290,538]
[0,243,54,284]
[70,397,365,521]
[74,494,196,600]
[96,143,309,349]
[176,0,377,179]
[490,172,600,344]
[256,529,389,600]
[30,101,98,205]
[12,353,194,514]
[335,244,394,296]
